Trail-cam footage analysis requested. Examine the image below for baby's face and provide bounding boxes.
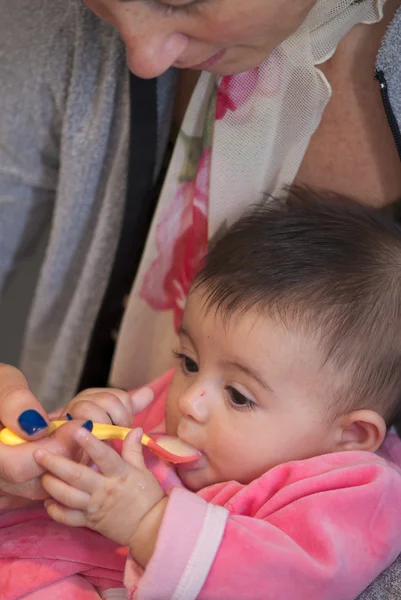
[166,289,340,491]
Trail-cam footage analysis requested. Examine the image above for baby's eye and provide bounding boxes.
[226,386,256,411]
[183,355,198,374]
[173,351,199,374]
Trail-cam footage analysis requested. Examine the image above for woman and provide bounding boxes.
[1,0,401,595]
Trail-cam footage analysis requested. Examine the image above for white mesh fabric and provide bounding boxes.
[208,0,385,235]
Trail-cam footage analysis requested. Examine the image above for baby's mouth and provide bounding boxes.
[149,433,200,464]
[175,447,207,472]
[174,423,206,468]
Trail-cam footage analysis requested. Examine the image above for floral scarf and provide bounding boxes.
[110,0,385,389]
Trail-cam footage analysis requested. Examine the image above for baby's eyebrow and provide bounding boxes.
[178,325,195,344]
[220,360,273,392]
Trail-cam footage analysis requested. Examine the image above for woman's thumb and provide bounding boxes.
[0,364,49,440]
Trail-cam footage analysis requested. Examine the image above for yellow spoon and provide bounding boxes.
[0,421,200,465]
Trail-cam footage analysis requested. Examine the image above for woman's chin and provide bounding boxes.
[203,49,272,77]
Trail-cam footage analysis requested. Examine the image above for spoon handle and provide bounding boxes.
[0,422,195,464]
[0,421,135,446]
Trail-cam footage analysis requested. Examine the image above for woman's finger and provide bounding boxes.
[34,448,103,493]
[44,499,87,528]
[0,494,42,511]
[0,421,88,500]
[0,420,86,487]
[41,473,90,510]
[0,364,49,439]
[73,428,126,478]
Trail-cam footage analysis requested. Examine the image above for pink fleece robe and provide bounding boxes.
[127,370,401,600]
[2,370,401,600]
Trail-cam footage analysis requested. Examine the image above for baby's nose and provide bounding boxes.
[178,387,210,423]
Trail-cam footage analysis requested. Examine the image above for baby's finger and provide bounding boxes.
[62,400,110,424]
[66,389,134,425]
[74,428,126,477]
[42,473,90,510]
[34,448,102,494]
[130,386,154,415]
[121,428,146,470]
[64,395,132,428]
[45,499,86,528]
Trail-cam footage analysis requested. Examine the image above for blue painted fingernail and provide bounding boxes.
[66,413,73,421]
[82,420,93,432]
[18,410,48,435]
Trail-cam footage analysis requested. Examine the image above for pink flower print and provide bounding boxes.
[140,149,210,330]
[216,51,284,122]
[216,68,260,120]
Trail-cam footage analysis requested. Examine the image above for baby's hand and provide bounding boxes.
[34,424,165,550]
[62,387,135,428]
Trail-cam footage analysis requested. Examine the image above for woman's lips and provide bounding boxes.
[188,49,226,70]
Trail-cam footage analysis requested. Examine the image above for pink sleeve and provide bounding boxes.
[128,451,401,600]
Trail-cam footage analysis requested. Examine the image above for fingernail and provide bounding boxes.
[66,413,73,421]
[82,420,93,432]
[18,410,48,435]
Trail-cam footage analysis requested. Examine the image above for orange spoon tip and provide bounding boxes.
[146,434,200,464]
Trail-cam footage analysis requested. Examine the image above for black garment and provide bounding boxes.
[77,73,159,390]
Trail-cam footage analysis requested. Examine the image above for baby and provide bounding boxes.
[34,188,401,599]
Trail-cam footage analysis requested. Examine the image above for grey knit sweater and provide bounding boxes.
[1,1,401,596]
[0,0,175,408]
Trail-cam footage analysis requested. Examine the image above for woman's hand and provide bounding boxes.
[34,424,166,565]
[0,363,76,506]
[0,363,155,508]
[0,363,50,439]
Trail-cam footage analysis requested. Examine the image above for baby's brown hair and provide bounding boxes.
[194,187,401,426]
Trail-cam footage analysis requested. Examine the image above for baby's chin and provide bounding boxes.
[176,462,218,492]
[177,472,204,491]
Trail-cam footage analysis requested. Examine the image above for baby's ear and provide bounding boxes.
[336,410,387,453]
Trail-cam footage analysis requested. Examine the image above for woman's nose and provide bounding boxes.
[85,0,190,77]
[178,385,210,423]
[120,25,189,79]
